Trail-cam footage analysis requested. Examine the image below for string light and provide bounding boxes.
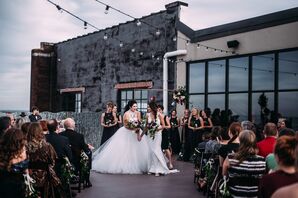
[104,5,110,14]
[103,33,108,40]
[155,29,161,36]
[139,52,144,56]
[136,19,141,26]
[173,36,177,42]
[131,48,135,53]
[119,41,123,47]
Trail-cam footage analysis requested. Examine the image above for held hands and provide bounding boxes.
[88,144,95,150]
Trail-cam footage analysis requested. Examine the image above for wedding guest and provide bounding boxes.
[0,116,11,137]
[5,113,15,128]
[223,130,266,197]
[205,126,224,154]
[257,122,277,158]
[27,123,65,197]
[169,109,181,154]
[21,122,31,138]
[200,109,213,133]
[15,117,28,129]
[158,105,173,169]
[180,109,191,161]
[29,106,42,122]
[100,102,118,145]
[259,136,298,198]
[0,128,27,198]
[211,108,221,126]
[218,122,241,165]
[39,120,49,134]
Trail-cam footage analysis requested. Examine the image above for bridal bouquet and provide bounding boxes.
[104,117,113,126]
[147,120,159,140]
[173,86,188,105]
[127,120,142,131]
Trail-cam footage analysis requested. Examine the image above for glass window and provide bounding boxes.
[229,93,248,121]
[189,63,205,93]
[75,93,82,113]
[229,57,249,92]
[189,95,204,109]
[127,91,133,99]
[208,60,225,92]
[252,54,274,91]
[251,92,274,124]
[279,50,298,90]
[279,92,298,130]
[208,94,225,112]
[120,89,148,114]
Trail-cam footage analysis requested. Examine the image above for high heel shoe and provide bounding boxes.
[169,164,174,170]
[155,173,160,177]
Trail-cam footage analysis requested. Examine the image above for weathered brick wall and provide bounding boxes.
[55,7,178,112]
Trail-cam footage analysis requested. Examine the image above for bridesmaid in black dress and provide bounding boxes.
[200,109,213,133]
[188,108,204,154]
[100,102,118,145]
[113,104,122,131]
[157,105,173,169]
[180,109,191,161]
[169,110,181,155]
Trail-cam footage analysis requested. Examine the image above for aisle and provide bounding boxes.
[77,160,204,198]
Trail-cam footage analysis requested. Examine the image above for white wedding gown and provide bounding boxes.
[92,110,150,174]
[147,114,169,174]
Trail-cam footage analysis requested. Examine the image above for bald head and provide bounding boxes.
[64,118,75,130]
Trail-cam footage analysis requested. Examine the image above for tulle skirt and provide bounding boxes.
[92,127,150,174]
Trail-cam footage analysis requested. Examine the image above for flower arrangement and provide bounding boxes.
[80,151,90,180]
[147,120,159,140]
[173,86,188,105]
[61,156,75,185]
[104,117,113,126]
[126,120,142,130]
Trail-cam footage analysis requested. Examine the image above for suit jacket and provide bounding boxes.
[60,129,90,170]
[45,131,72,161]
[28,114,42,122]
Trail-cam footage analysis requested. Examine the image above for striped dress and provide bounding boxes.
[227,154,266,197]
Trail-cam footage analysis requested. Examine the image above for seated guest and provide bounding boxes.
[0,116,11,137]
[21,122,31,138]
[197,131,211,150]
[218,122,241,165]
[60,118,92,187]
[257,122,278,158]
[0,128,27,198]
[259,136,298,198]
[29,106,42,122]
[205,126,223,154]
[223,130,266,198]
[27,123,65,197]
[266,128,296,172]
[39,120,49,134]
[45,119,72,177]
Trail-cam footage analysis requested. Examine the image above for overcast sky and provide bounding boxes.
[0,0,297,111]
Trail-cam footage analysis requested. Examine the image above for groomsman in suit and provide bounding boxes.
[60,118,93,187]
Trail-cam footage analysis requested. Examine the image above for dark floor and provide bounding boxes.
[77,160,204,198]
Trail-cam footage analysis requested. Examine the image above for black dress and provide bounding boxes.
[203,117,211,133]
[0,159,28,198]
[169,117,181,154]
[100,112,116,145]
[190,116,203,154]
[181,116,191,161]
[161,115,170,150]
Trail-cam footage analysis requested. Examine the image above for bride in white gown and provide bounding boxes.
[145,101,169,176]
[92,100,150,174]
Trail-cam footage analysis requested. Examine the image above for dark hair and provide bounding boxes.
[228,122,242,143]
[148,101,158,119]
[211,126,223,140]
[0,116,11,136]
[157,104,164,111]
[264,122,277,136]
[235,130,257,163]
[39,120,48,132]
[28,123,44,142]
[47,119,58,132]
[274,136,297,166]
[278,128,295,137]
[106,101,114,108]
[124,100,137,112]
[0,128,26,171]
[219,127,230,141]
[31,106,39,112]
[21,122,31,137]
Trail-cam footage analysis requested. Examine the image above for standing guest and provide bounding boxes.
[0,128,27,198]
[169,109,181,154]
[211,108,221,126]
[29,106,42,122]
[257,122,277,158]
[113,104,122,130]
[100,102,118,145]
[27,123,65,197]
[0,116,11,137]
[223,130,266,198]
[188,108,204,155]
[158,105,173,170]
[60,118,93,187]
[259,136,298,198]
[218,122,241,165]
[200,109,213,133]
[180,109,191,161]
